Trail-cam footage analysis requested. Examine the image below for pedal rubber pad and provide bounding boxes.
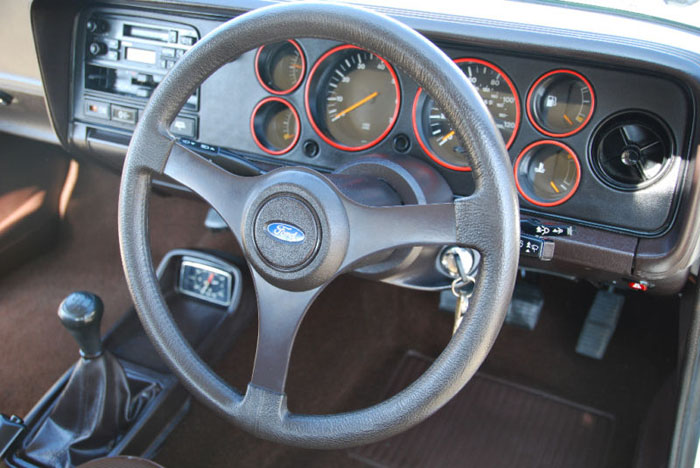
[576,289,625,359]
[505,281,544,330]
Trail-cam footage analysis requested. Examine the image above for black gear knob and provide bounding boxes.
[58,291,104,359]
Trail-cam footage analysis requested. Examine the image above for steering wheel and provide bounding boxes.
[118,2,518,449]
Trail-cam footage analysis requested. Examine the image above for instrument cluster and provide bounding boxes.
[239,38,680,236]
[248,40,602,206]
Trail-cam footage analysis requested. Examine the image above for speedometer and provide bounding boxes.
[305,45,400,151]
[412,58,520,171]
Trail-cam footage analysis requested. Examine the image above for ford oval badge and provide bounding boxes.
[266,222,305,244]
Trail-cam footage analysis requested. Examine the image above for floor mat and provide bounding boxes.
[351,353,615,468]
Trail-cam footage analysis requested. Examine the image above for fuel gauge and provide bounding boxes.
[514,140,581,207]
[528,69,595,137]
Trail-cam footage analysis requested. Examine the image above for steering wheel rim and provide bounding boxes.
[118,2,519,449]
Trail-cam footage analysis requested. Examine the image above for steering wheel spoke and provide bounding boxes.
[341,200,457,270]
[163,142,257,238]
[249,269,324,394]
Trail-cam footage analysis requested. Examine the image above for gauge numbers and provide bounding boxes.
[178,260,233,307]
[413,58,520,171]
[306,45,400,151]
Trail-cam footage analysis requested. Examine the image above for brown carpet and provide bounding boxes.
[0,161,238,417]
[352,353,615,468]
[0,158,679,468]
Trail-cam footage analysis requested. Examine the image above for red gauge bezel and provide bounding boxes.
[526,69,595,138]
[254,40,306,95]
[304,44,401,152]
[514,140,581,207]
[250,97,301,156]
[411,58,521,172]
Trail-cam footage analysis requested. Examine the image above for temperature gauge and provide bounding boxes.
[514,140,581,207]
[527,69,595,137]
[178,260,233,306]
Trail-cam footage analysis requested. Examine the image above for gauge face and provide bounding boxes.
[250,97,300,155]
[305,45,400,151]
[528,70,595,137]
[514,140,581,207]
[255,40,305,94]
[413,58,520,171]
[178,261,233,307]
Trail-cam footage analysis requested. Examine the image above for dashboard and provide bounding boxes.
[3,0,700,293]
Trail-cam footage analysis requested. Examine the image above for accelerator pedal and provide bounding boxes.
[576,288,625,359]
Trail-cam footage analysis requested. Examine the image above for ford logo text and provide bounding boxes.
[266,222,306,244]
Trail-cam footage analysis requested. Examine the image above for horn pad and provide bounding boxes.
[253,195,320,271]
[242,168,350,291]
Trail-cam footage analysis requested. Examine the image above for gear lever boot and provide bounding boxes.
[19,292,153,468]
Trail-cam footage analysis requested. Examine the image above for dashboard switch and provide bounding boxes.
[520,234,554,261]
[84,99,110,119]
[170,116,197,138]
[521,218,573,237]
[111,105,137,125]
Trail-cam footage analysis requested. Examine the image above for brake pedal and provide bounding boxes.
[505,281,544,330]
[576,288,625,359]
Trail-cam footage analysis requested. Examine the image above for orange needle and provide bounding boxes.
[331,91,378,122]
[563,114,573,126]
[291,64,303,69]
[549,181,560,193]
[438,130,455,146]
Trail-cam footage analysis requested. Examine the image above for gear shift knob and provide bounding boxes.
[58,291,104,359]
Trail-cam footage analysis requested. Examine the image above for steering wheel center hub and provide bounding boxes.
[253,195,320,270]
[242,168,350,290]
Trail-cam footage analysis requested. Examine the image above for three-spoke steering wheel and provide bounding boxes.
[118,2,519,448]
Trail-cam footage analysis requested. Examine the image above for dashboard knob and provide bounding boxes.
[88,41,106,56]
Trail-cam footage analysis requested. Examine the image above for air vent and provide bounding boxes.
[591,112,672,190]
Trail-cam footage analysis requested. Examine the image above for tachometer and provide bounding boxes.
[413,58,520,171]
[305,45,400,151]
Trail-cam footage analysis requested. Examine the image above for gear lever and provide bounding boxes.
[58,291,104,358]
[19,291,158,468]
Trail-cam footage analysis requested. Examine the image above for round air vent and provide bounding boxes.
[591,112,672,190]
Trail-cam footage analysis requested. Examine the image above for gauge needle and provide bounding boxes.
[283,133,294,140]
[200,272,215,294]
[291,63,303,69]
[563,114,573,126]
[331,91,378,122]
[438,130,455,146]
[549,181,560,193]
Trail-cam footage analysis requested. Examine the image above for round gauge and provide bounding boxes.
[255,40,306,94]
[412,58,520,171]
[527,69,595,137]
[305,45,400,151]
[514,140,581,207]
[250,97,300,155]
